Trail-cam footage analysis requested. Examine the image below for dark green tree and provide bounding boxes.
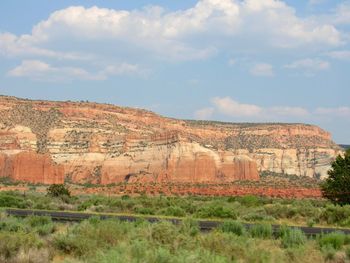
[321,149,350,205]
[47,184,70,198]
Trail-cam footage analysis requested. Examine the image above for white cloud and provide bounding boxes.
[250,63,274,77]
[196,96,349,122]
[0,1,346,82]
[327,50,350,61]
[284,58,330,73]
[212,97,262,117]
[334,2,350,25]
[210,97,310,119]
[7,60,142,81]
[0,0,343,63]
[194,107,214,119]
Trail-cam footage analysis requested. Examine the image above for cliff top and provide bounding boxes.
[0,95,340,151]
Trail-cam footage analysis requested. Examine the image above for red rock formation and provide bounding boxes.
[0,152,64,184]
[0,95,342,186]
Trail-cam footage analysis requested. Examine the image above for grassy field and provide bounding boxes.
[0,190,350,228]
[0,212,350,263]
[1,190,350,262]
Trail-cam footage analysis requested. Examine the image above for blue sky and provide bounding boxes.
[0,0,349,143]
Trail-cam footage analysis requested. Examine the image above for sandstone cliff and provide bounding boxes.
[0,96,341,184]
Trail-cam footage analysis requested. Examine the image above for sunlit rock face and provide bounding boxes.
[0,96,341,184]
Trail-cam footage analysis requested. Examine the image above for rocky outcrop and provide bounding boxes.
[0,152,64,184]
[0,96,342,184]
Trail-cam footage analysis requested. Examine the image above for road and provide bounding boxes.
[5,208,350,237]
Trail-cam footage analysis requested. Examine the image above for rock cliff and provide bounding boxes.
[0,96,341,184]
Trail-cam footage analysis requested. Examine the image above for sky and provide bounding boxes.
[0,0,349,143]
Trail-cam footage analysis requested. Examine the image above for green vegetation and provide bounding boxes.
[1,191,350,228]
[321,149,350,205]
[46,184,71,198]
[0,212,349,262]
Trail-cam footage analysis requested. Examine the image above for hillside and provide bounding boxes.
[0,95,342,185]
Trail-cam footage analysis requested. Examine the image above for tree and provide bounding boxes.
[47,184,70,198]
[321,149,350,205]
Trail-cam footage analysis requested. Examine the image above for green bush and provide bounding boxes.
[0,193,28,208]
[196,205,237,219]
[160,206,186,217]
[220,220,246,236]
[179,218,200,237]
[54,219,128,258]
[150,221,178,246]
[280,228,306,248]
[238,195,260,207]
[249,224,273,239]
[0,231,41,259]
[320,205,350,226]
[0,216,27,232]
[46,184,70,198]
[318,231,346,250]
[321,245,336,261]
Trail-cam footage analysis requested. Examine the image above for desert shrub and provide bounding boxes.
[242,211,274,222]
[46,184,70,198]
[220,220,246,236]
[280,228,306,248]
[150,221,178,246]
[237,195,261,207]
[307,219,316,227]
[321,245,336,261]
[179,218,200,237]
[11,247,51,263]
[24,215,55,236]
[200,231,247,260]
[134,206,155,215]
[318,231,347,250]
[54,219,127,258]
[25,215,51,228]
[0,216,27,232]
[0,231,41,259]
[320,205,350,226]
[249,223,273,239]
[160,206,186,217]
[196,205,237,219]
[0,193,28,208]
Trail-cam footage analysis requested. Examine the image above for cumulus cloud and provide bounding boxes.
[194,107,214,119]
[0,1,343,61]
[7,60,142,81]
[212,97,262,117]
[334,2,350,25]
[195,96,349,122]
[250,63,274,77]
[211,97,307,119]
[0,0,347,81]
[284,58,330,74]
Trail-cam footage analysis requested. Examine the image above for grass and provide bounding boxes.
[0,211,348,262]
[1,190,350,229]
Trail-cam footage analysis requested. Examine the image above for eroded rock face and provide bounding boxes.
[0,96,342,184]
[0,151,64,184]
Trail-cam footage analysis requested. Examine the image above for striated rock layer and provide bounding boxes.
[0,96,342,184]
